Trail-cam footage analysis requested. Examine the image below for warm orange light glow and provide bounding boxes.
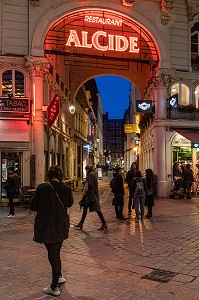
[33,84,36,117]
[65,30,140,53]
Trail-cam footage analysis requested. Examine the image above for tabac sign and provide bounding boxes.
[47,94,60,127]
[0,97,30,113]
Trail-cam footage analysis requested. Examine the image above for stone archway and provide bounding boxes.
[31,1,169,69]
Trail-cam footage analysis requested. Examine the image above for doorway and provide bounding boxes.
[1,152,22,198]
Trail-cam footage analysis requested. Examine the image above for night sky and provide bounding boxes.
[95,76,131,119]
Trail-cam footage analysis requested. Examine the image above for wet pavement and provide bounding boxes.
[1,179,199,299]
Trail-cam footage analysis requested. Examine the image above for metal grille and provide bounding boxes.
[141,269,177,283]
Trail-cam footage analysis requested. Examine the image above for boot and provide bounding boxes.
[98,223,108,230]
[74,222,83,229]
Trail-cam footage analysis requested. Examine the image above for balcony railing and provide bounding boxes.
[168,109,199,120]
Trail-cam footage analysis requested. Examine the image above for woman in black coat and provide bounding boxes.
[145,168,155,218]
[114,167,127,220]
[30,165,74,297]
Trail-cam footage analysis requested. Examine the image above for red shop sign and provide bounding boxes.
[47,94,60,127]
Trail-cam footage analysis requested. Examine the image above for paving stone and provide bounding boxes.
[1,181,199,299]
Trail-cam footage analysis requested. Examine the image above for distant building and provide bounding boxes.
[103,112,124,168]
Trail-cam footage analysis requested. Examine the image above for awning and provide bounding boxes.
[174,128,199,142]
[0,120,29,142]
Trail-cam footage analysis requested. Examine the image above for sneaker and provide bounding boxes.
[43,286,60,296]
[58,276,66,284]
[6,214,15,218]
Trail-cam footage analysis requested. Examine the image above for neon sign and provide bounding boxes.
[65,30,139,53]
[84,15,122,26]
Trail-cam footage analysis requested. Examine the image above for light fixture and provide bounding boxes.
[69,104,75,114]
[172,88,176,93]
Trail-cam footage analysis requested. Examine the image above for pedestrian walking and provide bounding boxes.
[182,163,194,199]
[30,165,74,297]
[125,162,138,214]
[6,167,19,218]
[112,166,127,220]
[75,164,108,230]
[145,168,155,218]
[130,170,146,221]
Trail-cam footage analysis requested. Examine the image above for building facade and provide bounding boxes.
[0,0,199,198]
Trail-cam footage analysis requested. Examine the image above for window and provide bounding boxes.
[191,22,199,70]
[171,83,190,105]
[191,22,199,59]
[195,85,199,108]
[1,69,25,97]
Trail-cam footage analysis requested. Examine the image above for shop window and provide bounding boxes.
[195,85,199,108]
[2,69,25,97]
[171,83,190,105]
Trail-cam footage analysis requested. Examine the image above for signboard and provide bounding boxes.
[191,143,199,148]
[169,94,178,109]
[124,124,137,133]
[136,100,153,113]
[47,94,60,127]
[0,97,30,113]
[65,29,139,53]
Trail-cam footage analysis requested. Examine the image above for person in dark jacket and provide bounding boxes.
[125,162,138,214]
[75,164,108,230]
[6,167,19,218]
[145,168,155,218]
[182,163,194,199]
[30,165,74,297]
[130,170,146,221]
[114,166,127,220]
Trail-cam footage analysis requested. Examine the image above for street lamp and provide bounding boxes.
[69,104,75,114]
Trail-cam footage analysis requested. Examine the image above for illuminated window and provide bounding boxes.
[195,85,199,108]
[1,69,25,97]
[171,83,190,105]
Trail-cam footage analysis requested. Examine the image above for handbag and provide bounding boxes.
[79,195,86,209]
[146,178,153,196]
[48,182,70,227]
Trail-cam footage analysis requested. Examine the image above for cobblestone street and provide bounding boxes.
[1,179,199,299]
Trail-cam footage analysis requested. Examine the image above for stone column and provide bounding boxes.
[152,70,172,196]
[26,56,50,186]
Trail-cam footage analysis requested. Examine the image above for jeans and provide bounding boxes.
[44,241,63,290]
[134,194,145,219]
[80,205,106,224]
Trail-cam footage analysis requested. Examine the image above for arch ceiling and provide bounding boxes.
[44,9,160,66]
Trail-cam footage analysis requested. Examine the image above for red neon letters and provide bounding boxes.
[65,30,139,53]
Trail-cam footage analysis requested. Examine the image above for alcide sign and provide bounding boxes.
[47,94,60,127]
[0,97,30,113]
[65,30,139,53]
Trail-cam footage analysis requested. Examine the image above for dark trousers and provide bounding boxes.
[115,194,124,218]
[128,188,133,212]
[147,204,153,216]
[80,205,106,224]
[8,192,15,215]
[44,241,63,290]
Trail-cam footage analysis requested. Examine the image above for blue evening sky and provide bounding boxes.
[95,76,131,119]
